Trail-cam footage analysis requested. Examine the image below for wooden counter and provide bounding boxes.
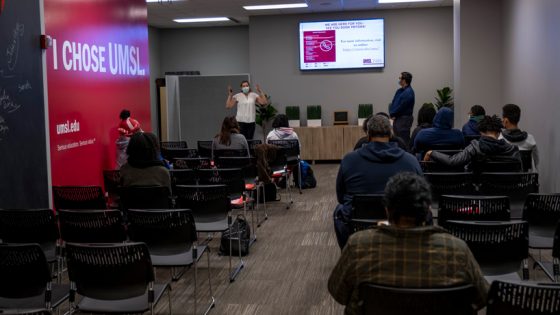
[294,126,364,161]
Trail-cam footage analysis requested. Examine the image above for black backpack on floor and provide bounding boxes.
[219,215,251,256]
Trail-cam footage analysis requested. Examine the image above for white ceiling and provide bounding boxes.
[148,0,453,29]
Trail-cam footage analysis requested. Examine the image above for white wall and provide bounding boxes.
[249,7,453,126]
[453,0,503,127]
[502,0,560,192]
[159,26,249,75]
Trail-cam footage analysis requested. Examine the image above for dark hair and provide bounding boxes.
[218,116,240,145]
[367,115,392,138]
[240,80,250,87]
[400,72,413,85]
[477,115,503,133]
[272,114,289,129]
[470,105,486,116]
[502,104,521,124]
[120,109,131,120]
[362,115,373,133]
[126,132,163,168]
[417,104,437,125]
[375,112,390,119]
[384,172,432,226]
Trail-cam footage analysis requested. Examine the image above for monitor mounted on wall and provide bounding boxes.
[299,18,385,71]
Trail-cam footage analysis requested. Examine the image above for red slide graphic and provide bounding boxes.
[303,30,336,63]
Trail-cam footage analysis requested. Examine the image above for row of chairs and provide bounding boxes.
[160,140,263,161]
[418,149,534,173]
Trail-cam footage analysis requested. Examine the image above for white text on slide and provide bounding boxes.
[56,120,80,135]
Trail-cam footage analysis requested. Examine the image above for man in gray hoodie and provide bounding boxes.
[334,115,422,249]
[500,104,539,171]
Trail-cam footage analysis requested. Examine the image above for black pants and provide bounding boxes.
[239,122,256,140]
[393,115,413,147]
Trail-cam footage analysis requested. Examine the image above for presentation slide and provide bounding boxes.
[299,19,384,70]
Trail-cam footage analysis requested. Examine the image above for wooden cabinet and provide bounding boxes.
[294,126,364,161]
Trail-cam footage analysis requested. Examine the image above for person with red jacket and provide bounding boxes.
[118,109,142,137]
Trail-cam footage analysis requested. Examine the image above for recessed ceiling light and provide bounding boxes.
[243,3,308,10]
[174,17,230,23]
[378,0,437,3]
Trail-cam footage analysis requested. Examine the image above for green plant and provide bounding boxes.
[256,95,278,126]
[285,106,300,120]
[358,104,373,118]
[434,86,454,109]
[307,105,322,120]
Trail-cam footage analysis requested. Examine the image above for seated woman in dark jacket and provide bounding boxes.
[424,115,521,172]
[120,132,171,190]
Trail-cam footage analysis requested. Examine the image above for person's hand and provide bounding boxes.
[227,85,233,96]
[423,151,433,161]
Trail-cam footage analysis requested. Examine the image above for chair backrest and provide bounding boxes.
[174,185,230,224]
[553,222,560,259]
[173,157,211,170]
[213,148,250,159]
[420,161,466,173]
[423,173,475,202]
[65,242,154,300]
[438,195,511,227]
[0,243,52,299]
[197,140,213,158]
[359,283,475,315]
[522,193,560,226]
[350,194,386,232]
[52,186,106,210]
[161,148,198,161]
[267,139,300,166]
[170,169,198,187]
[103,170,121,195]
[519,150,533,172]
[197,168,245,198]
[247,139,262,157]
[487,280,560,315]
[445,220,529,274]
[119,185,172,210]
[478,173,539,202]
[160,141,188,149]
[0,209,59,245]
[477,161,522,173]
[127,209,197,256]
[215,156,257,180]
[58,209,127,243]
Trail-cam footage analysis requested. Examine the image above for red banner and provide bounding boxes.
[45,0,151,187]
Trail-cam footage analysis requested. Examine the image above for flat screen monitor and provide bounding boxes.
[299,18,385,71]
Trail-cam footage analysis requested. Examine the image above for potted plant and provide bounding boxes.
[285,106,300,127]
[358,104,373,126]
[434,86,454,109]
[307,105,322,127]
[256,95,278,140]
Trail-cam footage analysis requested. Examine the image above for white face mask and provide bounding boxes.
[242,87,250,94]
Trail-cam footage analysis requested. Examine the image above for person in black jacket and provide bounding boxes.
[413,107,464,156]
[335,115,422,249]
[410,103,437,150]
[424,115,521,172]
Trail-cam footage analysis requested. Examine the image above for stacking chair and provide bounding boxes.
[162,148,198,161]
[0,243,69,312]
[160,141,188,149]
[423,173,474,211]
[445,220,529,282]
[119,185,172,210]
[539,221,560,282]
[478,172,539,218]
[486,280,560,315]
[0,209,61,280]
[126,209,215,314]
[268,139,302,208]
[521,193,560,279]
[349,194,386,234]
[437,195,511,228]
[197,140,213,158]
[477,161,523,173]
[65,242,172,314]
[173,157,211,170]
[359,283,475,315]
[212,148,250,160]
[170,169,197,189]
[52,186,106,210]
[102,170,121,208]
[175,184,244,282]
[58,209,127,243]
[420,161,466,173]
[247,139,262,157]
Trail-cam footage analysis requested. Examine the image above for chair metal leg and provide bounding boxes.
[256,182,268,227]
[168,286,172,315]
[202,247,215,315]
[193,247,198,315]
[228,219,245,282]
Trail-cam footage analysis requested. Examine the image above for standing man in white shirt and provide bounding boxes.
[226,80,268,140]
